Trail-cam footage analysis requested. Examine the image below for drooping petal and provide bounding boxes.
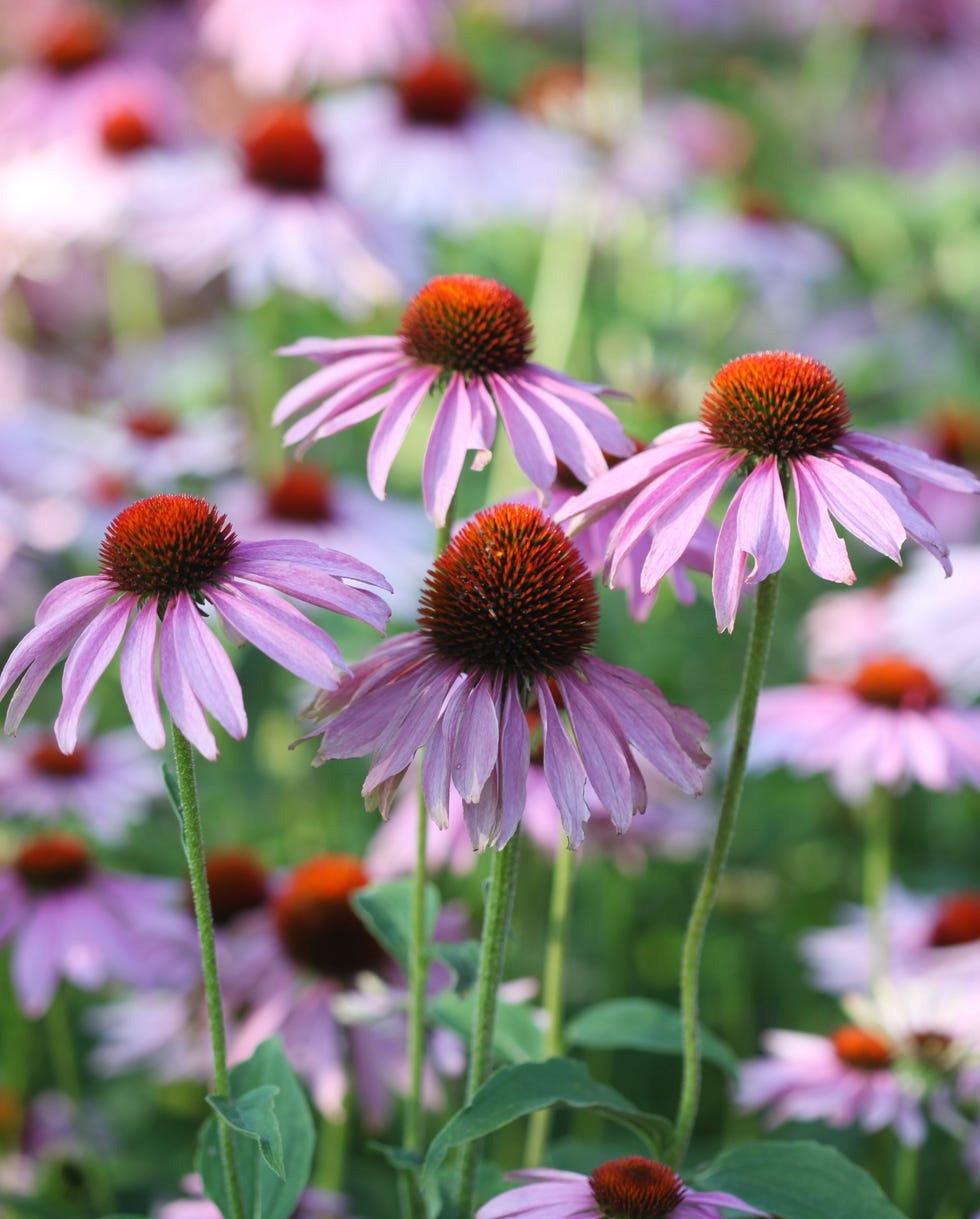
[712,456,790,633]
[801,454,907,564]
[509,372,609,484]
[120,599,166,751]
[841,432,980,495]
[523,362,634,455]
[422,373,473,527]
[158,608,218,760]
[167,594,247,741]
[272,348,409,425]
[449,673,500,804]
[208,583,348,689]
[366,369,437,500]
[558,670,641,833]
[489,371,558,490]
[790,457,855,584]
[421,717,452,830]
[535,676,589,848]
[55,598,134,753]
[225,556,391,633]
[282,362,412,449]
[230,538,391,589]
[495,677,530,849]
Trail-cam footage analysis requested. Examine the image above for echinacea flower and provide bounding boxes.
[747,653,980,803]
[476,1160,763,1219]
[274,274,634,526]
[0,832,191,1017]
[0,725,162,841]
[200,0,437,96]
[224,854,462,1126]
[317,54,591,234]
[303,503,709,849]
[130,101,423,311]
[0,493,391,761]
[555,350,980,631]
[801,886,980,994]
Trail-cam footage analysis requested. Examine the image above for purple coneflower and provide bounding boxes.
[0,725,161,841]
[0,492,391,760]
[303,503,709,849]
[748,653,980,803]
[555,350,980,631]
[131,101,422,311]
[0,832,191,1017]
[274,274,633,526]
[476,1160,762,1219]
[317,54,591,234]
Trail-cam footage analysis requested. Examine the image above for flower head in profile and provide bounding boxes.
[0,493,391,760]
[748,652,980,803]
[476,1160,763,1219]
[303,503,709,849]
[556,351,980,631]
[274,274,634,526]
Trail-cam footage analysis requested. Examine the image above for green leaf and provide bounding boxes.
[352,879,439,974]
[698,1140,909,1219]
[428,992,543,1064]
[206,1084,284,1179]
[431,939,481,995]
[196,1038,314,1219]
[421,1058,671,1214]
[565,998,738,1076]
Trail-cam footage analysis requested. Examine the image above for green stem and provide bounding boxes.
[523,838,576,1166]
[862,785,892,991]
[171,724,246,1219]
[401,775,429,1219]
[892,1137,918,1216]
[456,833,522,1219]
[668,571,782,1167]
[45,989,81,1100]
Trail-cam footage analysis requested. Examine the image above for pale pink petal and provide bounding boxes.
[208,583,346,690]
[790,457,855,583]
[801,455,907,563]
[55,598,133,753]
[711,456,790,633]
[366,369,437,500]
[508,373,608,484]
[489,371,557,490]
[495,677,530,848]
[12,901,64,1017]
[225,558,391,632]
[282,362,410,448]
[272,349,408,425]
[535,675,589,848]
[120,598,166,751]
[559,673,640,832]
[841,432,980,494]
[168,595,247,741]
[158,611,218,760]
[278,335,404,361]
[421,715,452,829]
[449,673,499,803]
[523,363,634,455]
[422,373,473,527]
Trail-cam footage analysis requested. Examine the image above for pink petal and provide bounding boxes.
[842,431,980,494]
[272,349,408,425]
[523,363,634,455]
[120,599,166,751]
[801,454,907,563]
[226,560,391,633]
[559,672,639,831]
[282,362,411,449]
[712,456,790,633]
[168,595,247,741]
[158,610,218,760]
[55,598,133,753]
[366,369,437,500]
[489,371,557,490]
[509,373,608,483]
[790,457,855,583]
[449,674,499,804]
[495,677,530,848]
[422,373,473,527]
[535,675,589,848]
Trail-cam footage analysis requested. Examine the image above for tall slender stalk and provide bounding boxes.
[523,839,576,1166]
[668,571,782,1167]
[861,785,892,989]
[456,833,522,1219]
[171,724,245,1219]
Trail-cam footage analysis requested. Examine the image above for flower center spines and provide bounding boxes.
[99,494,238,601]
[588,1157,687,1218]
[418,504,599,679]
[701,351,851,459]
[398,275,534,379]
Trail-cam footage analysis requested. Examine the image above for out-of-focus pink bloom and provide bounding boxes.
[274,274,633,527]
[0,833,191,1017]
[801,584,893,680]
[477,1161,762,1219]
[0,493,391,761]
[0,725,161,841]
[748,653,980,803]
[216,465,432,622]
[155,1174,354,1219]
[200,0,439,95]
[303,505,709,850]
[223,855,462,1127]
[890,545,980,700]
[801,886,980,994]
[367,755,712,878]
[891,408,980,544]
[131,101,424,311]
[317,55,591,235]
[558,351,980,631]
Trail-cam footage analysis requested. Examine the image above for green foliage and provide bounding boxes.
[564,997,739,1075]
